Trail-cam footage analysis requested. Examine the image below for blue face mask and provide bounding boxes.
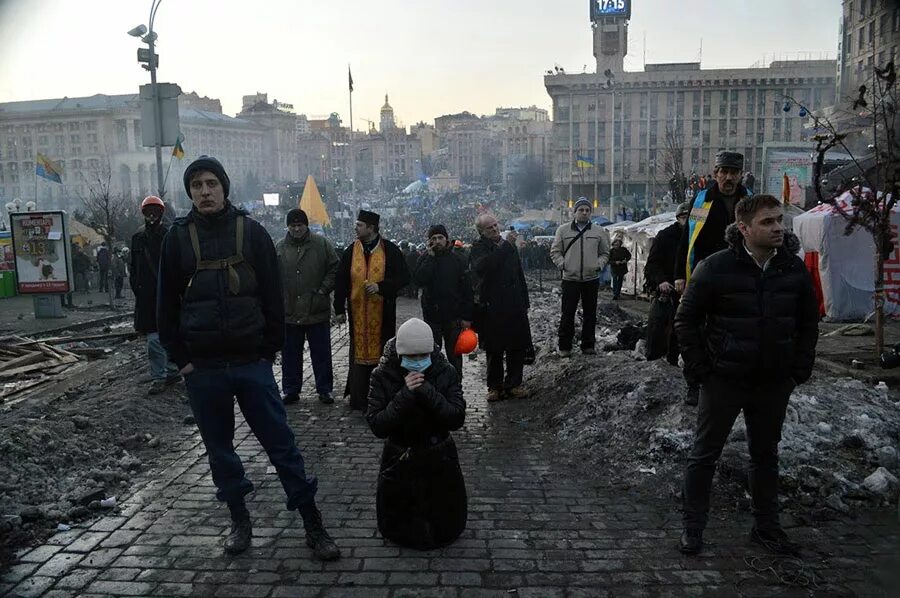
[401,355,432,372]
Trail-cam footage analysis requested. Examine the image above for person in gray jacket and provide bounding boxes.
[277,209,340,404]
[550,197,610,357]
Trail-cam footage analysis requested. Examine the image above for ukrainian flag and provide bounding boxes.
[35,153,63,184]
[576,155,594,169]
[172,133,185,159]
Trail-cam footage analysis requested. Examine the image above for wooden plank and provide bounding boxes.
[0,359,64,378]
[28,330,140,345]
[0,351,45,373]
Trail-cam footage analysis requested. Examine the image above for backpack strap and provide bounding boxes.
[187,217,245,295]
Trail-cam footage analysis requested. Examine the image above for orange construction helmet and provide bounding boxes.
[140,195,165,213]
[454,328,478,355]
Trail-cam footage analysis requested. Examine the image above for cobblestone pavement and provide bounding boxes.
[3,297,898,597]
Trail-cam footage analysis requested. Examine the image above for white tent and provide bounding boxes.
[607,213,677,296]
[792,189,900,321]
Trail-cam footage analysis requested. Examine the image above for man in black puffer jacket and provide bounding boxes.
[674,194,818,557]
[413,224,474,379]
[158,156,340,561]
[367,318,467,550]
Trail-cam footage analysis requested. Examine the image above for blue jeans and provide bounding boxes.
[183,360,318,509]
[282,322,333,396]
[146,332,178,380]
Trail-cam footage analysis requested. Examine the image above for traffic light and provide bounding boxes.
[567,199,574,208]
[593,198,599,208]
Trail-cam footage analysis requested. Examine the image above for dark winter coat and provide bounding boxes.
[333,236,410,356]
[96,246,110,270]
[413,250,475,324]
[674,224,819,385]
[276,231,339,326]
[643,221,683,292]
[157,203,284,370]
[468,237,531,353]
[367,338,467,550]
[674,182,750,281]
[130,222,168,333]
[609,246,632,275]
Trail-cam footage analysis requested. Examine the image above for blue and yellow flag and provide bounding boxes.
[172,133,185,159]
[575,155,594,169]
[35,153,63,184]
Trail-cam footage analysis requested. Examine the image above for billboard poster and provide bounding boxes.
[763,150,812,207]
[0,231,13,272]
[591,0,631,20]
[10,211,71,293]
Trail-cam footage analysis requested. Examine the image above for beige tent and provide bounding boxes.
[68,219,103,246]
[299,175,331,226]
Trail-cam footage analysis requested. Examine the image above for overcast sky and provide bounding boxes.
[0,0,842,127]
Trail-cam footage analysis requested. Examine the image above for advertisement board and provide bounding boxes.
[10,211,71,294]
[591,0,631,20]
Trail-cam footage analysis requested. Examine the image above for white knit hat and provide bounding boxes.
[396,318,434,355]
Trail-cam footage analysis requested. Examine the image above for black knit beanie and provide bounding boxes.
[287,208,309,226]
[427,224,448,239]
[183,155,230,199]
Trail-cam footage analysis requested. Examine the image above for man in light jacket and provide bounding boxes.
[550,197,610,357]
[277,208,340,405]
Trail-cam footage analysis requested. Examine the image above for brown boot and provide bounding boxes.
[507,386,528,400]
[486,389,505,402]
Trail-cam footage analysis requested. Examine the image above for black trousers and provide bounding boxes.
[683,375,793,531]
[345,363,376,411]
[427,319,463,380]
[559,279,599,351]
[485,350,525,391]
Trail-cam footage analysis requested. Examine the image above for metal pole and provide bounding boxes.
[609,87,615,222]
[148,32,164,198]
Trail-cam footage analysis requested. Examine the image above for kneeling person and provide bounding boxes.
[367,318,468,550]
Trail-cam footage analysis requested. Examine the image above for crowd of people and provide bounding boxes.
[123,150,818,562]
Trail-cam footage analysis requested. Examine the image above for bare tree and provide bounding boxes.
[77,153,139,246]
[787,60,898,357]
[661,125,687,203]
[76,153,140,308]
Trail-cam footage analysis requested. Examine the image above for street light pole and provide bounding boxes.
[148,30,165,198]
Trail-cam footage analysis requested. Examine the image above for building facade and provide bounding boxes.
[837,0,899,99]
[0,92,276,212]
[545,10,837,209]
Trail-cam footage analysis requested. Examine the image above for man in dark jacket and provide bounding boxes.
[643,202,696,397]
[96,242,110,292]
[470,214,531,402]
[131,195,178,394]
[674,194,818,557]
[413,224,474,378]
[674,151,750,293]
[158,156,340,561]
[277,208,340,405]
[333,210,410,411]
[608,237,631,300]
[367,317,467,550]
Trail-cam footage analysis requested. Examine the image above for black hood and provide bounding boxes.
[725,222,801,256]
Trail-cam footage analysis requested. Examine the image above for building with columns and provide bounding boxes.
[0,91,295,212]
[545,6,837,209]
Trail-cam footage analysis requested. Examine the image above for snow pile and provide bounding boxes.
[524,291,900,514]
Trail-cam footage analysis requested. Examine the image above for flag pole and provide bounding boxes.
[162,151,175,195]
[348,64,355,217]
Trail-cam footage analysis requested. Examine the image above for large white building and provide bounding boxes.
[545,5,837,209]
[0,91,290,211]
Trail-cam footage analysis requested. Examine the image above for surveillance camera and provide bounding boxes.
[128,24,148,37]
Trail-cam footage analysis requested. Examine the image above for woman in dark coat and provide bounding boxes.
[367,317,467,550]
